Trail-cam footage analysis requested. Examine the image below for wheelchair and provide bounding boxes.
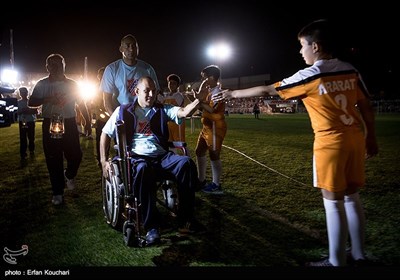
[101,120,188,247]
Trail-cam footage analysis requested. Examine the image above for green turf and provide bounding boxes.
[1,113,399,269]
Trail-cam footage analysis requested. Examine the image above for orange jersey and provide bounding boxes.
[275,59,368,137]
[275,59,369,192]
[199,86,227,151]
[201,86,226,125]
[159,92,185,141]
[159,92,185,107]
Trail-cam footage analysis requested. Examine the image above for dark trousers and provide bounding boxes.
[130,151,198,230]
[95,119,106,164]
[42,118,82,196]
[19,121,35,158]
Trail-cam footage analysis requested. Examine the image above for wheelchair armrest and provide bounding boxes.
[168,141,188,156]
[169,141,187,148]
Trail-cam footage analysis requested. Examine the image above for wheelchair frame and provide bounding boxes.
[101,120,188,247]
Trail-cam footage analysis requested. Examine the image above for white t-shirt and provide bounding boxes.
[100,59,160,106]
[30,77,80,118]
[103,104,181,157]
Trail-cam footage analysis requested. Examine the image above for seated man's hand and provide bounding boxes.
[101,161,110,178]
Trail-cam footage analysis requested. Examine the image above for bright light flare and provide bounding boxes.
[1,68,18,84]
[78,80,97,101]
[206,42,232,61]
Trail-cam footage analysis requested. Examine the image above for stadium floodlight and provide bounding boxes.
[206,42,232,62]
[1,68,18,84]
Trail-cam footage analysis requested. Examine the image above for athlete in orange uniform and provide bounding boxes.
[158,74,186,142]
[195,65,227,194]
[213,19,378,266]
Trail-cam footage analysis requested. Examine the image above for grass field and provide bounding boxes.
[1,113,399,273]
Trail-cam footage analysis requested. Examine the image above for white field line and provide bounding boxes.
[215,144,324,242]
[222,144,309,188]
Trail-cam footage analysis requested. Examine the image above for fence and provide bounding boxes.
[222,99,400,115]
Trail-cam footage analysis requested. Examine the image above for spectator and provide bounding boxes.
[100,34,160,116]
[253,103,260,119]
[29,54,91,205]
[17,87,37,160]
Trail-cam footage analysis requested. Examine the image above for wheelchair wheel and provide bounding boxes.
[122,221,135,247]
[102,162,124,229]
[122,221,146,247]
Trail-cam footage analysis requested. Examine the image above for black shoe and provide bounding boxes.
[202,182,223,195]
[178,219,207,235]
[346,247,375,267]
[305,258,334,267]
[195,180,207,192]
[347,254,375,267]
[145,228,160,246]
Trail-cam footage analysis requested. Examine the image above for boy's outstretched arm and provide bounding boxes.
[212,85,278,103]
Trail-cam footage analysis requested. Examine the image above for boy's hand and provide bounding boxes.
[193,78,209,102]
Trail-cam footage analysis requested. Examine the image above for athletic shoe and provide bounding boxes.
[145,229,161,246]
[64,170,76,190]
[305,258,334,267]
[347,254,375,267]
[51,195,63,205]
[196,180,207,192]
[346,247,376,267]
[202,182,223,195]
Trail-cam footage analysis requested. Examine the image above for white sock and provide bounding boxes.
[344,192,366,260]
[211,159,222,186]
[323,198,348,266]
[197,156,207,182]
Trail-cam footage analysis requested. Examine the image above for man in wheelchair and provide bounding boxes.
[100,76,208,246]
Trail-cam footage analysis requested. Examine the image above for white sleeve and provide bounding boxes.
[102,107,120,138]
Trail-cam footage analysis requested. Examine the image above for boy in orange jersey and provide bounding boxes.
[213,19,378,266]
[195,65,227,194]
[158,74,186,143]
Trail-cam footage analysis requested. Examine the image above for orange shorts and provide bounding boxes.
[313,129,365,192]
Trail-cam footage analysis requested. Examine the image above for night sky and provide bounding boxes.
[0,1,396,95]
